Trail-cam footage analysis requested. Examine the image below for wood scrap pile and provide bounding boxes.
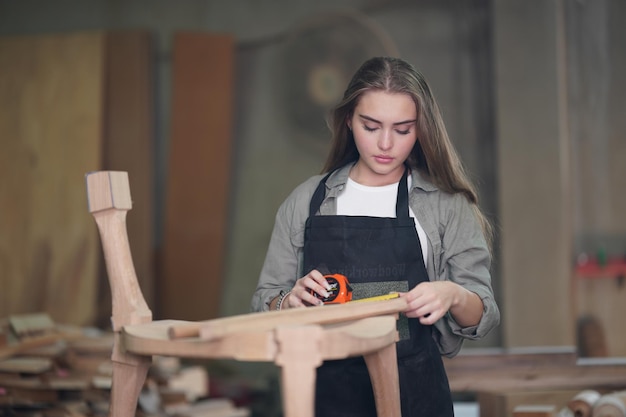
[511,389,626,416]
[0,313,250,417]
[567,389,626,417]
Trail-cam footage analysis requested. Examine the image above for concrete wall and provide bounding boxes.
[494,0,626,353]
[567,0,626,356]
[494,0,574,348]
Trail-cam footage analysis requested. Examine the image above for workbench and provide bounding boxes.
[443,347,626,417]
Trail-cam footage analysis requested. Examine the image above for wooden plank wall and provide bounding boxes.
[0,33,104,325]
[0,30,155,328]
[159,33,235,321]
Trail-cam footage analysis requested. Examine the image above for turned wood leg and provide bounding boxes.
[364,343,401,417]
[274,326,324,417]
[86,172,154,416]
[109,333,152,417]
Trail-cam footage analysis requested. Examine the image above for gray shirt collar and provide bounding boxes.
[324,162,438,193]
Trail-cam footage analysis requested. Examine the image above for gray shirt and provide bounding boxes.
[250,163,500,357]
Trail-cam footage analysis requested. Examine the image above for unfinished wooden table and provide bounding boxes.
[86,171,405,417]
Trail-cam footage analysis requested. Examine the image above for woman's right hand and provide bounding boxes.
[282,269,333,309]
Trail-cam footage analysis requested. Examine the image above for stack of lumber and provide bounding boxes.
[0,313,250,416]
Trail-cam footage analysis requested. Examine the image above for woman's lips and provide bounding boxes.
[374,155,394,164]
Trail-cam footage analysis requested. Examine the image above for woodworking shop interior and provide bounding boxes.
[1,1,625,417]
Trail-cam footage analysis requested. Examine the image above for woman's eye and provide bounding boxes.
[363,125,378,132]
[396,129,411,135]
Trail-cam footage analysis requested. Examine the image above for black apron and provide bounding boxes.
[303,168,453,417]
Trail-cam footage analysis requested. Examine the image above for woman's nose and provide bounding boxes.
[378,130,392,150]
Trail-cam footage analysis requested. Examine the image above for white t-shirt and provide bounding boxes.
[336,177,428,264]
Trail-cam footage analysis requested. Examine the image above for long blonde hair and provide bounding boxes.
[323,57,493,249]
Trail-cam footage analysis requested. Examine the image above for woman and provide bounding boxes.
[251,56,499,417]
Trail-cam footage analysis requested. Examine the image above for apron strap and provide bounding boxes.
[309,167,411,219]
[396,168,410,219]
[309,171,334,217]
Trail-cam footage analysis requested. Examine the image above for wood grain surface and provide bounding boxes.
[0,32,104,325]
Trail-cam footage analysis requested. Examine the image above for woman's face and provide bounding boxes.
[348,90,418,186]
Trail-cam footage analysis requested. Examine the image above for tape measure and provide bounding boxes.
[309,274,401,304]
[351,293,400,302]
[309,274,353,304]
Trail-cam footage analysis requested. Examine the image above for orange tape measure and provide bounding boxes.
[309,273,353,304]
[309,274,401,304]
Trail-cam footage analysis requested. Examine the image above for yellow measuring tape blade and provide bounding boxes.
[350,292,400,303]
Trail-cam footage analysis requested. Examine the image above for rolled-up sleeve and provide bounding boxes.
[433,193,500,356]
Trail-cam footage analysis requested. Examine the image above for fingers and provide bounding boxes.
[403,298,439,322]
[286,269,332,308]
[308,269,333,294]
[403,299,442,324]
[417,310,441,325]
[401,283,449,324]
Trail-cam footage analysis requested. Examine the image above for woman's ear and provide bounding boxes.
[346,118,352,131]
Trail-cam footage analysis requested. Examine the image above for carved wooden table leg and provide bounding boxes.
[109,334,152,417]
[275,325,324,417]
[364,342,401,417]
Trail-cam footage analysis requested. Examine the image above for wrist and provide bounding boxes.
[452,283,465,308]
[275,290,291,311]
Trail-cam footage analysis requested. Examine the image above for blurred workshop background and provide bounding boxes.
[0,1,625,416]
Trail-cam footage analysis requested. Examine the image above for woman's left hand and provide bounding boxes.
[400,281,458,325]
[400,281,484,327]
